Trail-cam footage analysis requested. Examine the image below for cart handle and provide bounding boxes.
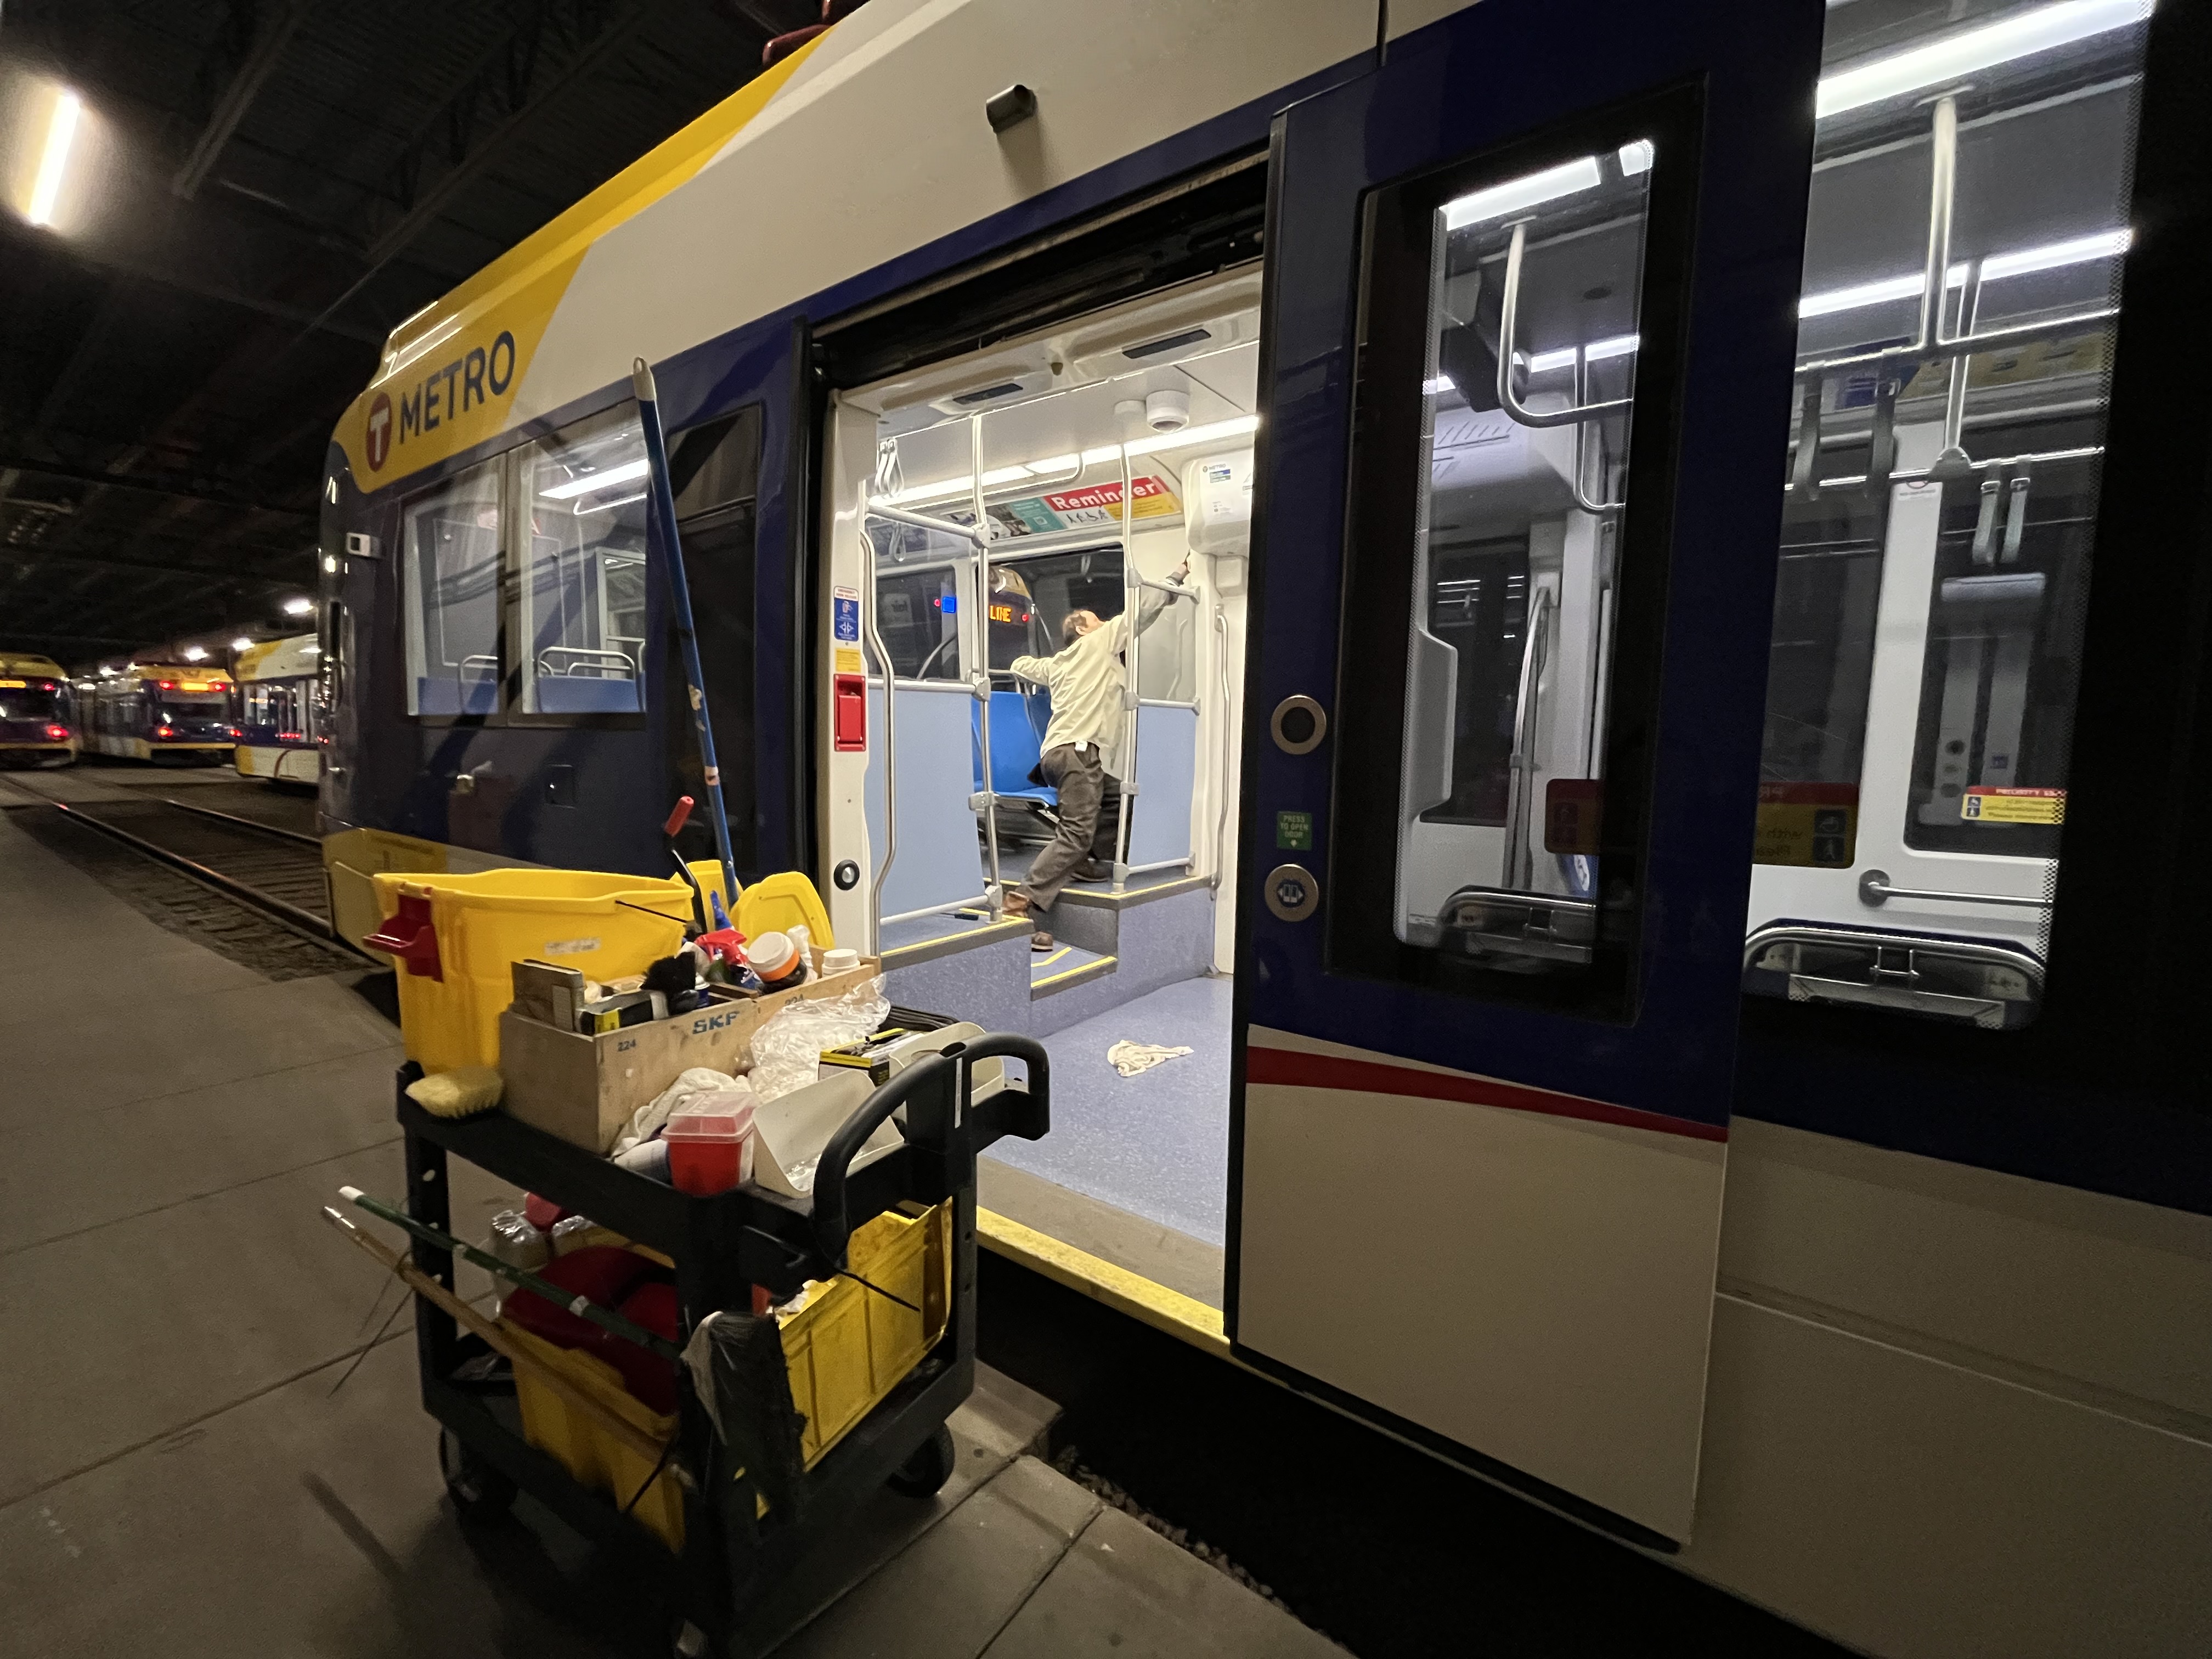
[809,1034,1053,1268]
[810,1053,952,1269]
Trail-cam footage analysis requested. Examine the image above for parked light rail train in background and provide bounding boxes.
[317,3,2212,1653]
[88,663,235,763]
[0,651,77,766]
[233,633,324,786]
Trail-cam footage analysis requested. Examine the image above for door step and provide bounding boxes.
[1031,943,1117,997]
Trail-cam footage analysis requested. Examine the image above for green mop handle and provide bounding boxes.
[339,1186,682,1361]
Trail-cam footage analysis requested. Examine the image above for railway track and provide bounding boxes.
[48,795,344,949]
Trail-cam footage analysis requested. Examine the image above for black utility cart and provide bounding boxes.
[395,1025,1049,1658]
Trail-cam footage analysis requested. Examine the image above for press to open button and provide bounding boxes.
[1264,862,1320,922]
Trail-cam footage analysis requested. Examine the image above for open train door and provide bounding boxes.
[1228,0,1825,1544]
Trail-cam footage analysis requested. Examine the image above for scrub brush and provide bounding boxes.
[404,1065,504,1119]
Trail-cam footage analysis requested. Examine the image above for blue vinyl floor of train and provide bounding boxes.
[987,973,1232,1247]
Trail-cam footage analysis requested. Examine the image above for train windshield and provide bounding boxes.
[0,681,61,720]
[1746,0,2152,1029]
[155,687,231,730]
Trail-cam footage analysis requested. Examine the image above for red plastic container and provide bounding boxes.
[662,1092,756,1195]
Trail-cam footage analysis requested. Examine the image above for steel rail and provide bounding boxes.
[48,799,342,948]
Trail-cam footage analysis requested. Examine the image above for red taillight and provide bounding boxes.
[159,680,175,690]
[45,725,69,741]
[156,725,174,738]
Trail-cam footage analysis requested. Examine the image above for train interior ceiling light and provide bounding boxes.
[873,415,1262,507]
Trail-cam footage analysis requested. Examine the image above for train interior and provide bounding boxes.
[1747,7,2137,1030]
[823,273,1260,1284]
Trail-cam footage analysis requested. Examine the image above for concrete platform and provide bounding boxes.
[0,807,1331,1657]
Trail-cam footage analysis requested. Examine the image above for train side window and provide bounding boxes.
[665,405,764,873]
[1329,93,1699,1012]
[517,410,648,718]
[401,461,503,718]
[1746,0,2152,1030]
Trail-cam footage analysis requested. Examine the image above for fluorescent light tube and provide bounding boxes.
[1443,156,1603,230]
[1798,227,2131,317]
[1026,455,1081,475]
[1980,227,2131,280]
[1817,0,2154,119]
[1525,349,1579,375]
[1617,140,1655,177]
[539,458,650,500]
[27,89,81,227]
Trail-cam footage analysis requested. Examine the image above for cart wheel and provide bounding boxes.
[887,1425,957,1498]
[438,1429,517,1522]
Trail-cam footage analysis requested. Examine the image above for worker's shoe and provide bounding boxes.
[1003,892,1054,951]
[1073,860,1108,882]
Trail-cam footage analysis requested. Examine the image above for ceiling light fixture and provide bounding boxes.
[282,596,313,615]
[27,90,81,228]
[231,637,253,652]
[1444,156,1605,230]
[1797,227,2133,318]
[1816,0,2154,119]
[539,458,650,500]
[182,645,208,662]
[875,416,1262,508]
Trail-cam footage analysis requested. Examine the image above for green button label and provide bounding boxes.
[1276,810,1313,851]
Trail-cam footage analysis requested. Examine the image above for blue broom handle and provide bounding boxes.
[633,358,741,907]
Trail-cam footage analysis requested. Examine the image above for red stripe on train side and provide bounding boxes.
[1244,1045,1728,1143]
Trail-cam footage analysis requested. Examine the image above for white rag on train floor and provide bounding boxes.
[1107,1040,1193,1078]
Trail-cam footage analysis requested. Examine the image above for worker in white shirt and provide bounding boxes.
[1003,561,1188,947]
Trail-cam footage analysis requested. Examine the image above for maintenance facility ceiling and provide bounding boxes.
[0,0,820,668]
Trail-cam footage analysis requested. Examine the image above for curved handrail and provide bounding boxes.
[1497,220,1633,431]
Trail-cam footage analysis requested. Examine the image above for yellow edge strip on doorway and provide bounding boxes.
[975,1206,1231,1361]
[1031,953,1116,990]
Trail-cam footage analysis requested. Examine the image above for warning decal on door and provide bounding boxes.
[1961,786,2064,824]
[1752,782,1857,867]
[833,586,862,676]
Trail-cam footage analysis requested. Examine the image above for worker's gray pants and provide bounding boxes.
[1019,744,1124,911]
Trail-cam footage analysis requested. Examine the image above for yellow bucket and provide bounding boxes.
[367,868,692,1073]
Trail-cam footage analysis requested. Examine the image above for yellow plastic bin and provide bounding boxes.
[500,1203,950,1553]
[366,868,693,1073]
[502,1320,687,1550]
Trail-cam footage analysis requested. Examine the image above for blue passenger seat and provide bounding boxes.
[536,676,641,714]
[416,675,498,716]
[973,687,1056,804]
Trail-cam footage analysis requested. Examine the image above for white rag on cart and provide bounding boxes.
[1106,1040,1193,1078]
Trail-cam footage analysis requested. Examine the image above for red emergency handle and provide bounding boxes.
[363,890,443,980]
[663,794,695,837]
[833,673,867,752]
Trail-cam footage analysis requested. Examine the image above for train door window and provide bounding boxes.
[401,460,503,717]
[1746,0,2152,1029]
[517,409,647,717]
[1332,95,1699,1007]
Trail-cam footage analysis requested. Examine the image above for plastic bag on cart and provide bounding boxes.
[749,977,890,1104]
[613,1066,738,1156]
[681,1310,808,1516]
